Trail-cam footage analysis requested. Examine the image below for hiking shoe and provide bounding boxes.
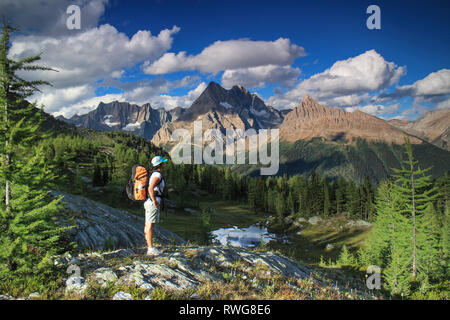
[147,247,160,256]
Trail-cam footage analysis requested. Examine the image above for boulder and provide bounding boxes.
[113,291,132,300]
[308,216,322,225]
[90,267,118,287]
[28,292,40,300]
[346,220,372,228]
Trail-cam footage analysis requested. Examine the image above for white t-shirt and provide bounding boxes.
[146,171,165,205]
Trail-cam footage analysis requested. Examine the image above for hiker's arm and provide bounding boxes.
[149,176,161,207]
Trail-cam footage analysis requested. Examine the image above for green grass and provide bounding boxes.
[268,216,372,266]
[158,192,267,244]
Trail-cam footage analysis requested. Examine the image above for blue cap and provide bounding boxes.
[151,156,168,167]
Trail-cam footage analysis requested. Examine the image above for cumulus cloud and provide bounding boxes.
[396,69,450,97]
[4,0,208,117]
[143,38,305,74]
[345,103,400,118]
[371,68,450,118]
[221,65,301,89]
[149,82,208,110]
[10,24,180,89]
[376,69,450,105]
[53,91,122,118]
[267,50,406,109]
[0,0,109,36]
[39,76,200,118]
[435,98,450,110]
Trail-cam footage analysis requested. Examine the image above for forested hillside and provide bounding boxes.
[237,138,450,184]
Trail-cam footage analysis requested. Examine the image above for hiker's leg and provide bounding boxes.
[144,222,153,248]
[144,200,160,249]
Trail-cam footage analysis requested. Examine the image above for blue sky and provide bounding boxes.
[4,0,450,120]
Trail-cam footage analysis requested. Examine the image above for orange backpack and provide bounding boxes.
[126,165,150,202]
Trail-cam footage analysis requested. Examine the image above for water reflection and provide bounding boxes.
[211,224,291,248]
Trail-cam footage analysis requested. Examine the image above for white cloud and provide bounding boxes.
[44,80,205,118]
[267,50,405,109]
[345,103,399,118]
[144,38,305,74]
[42,76,201,118]
[149,82,208,110]
[10,24,180,89]
[221,64,301,89]
[394,69,450,97]
[36,85,94,114]
[435,98,450,110]
[371,68,450,117]
[50,91,122,117]
[9,19,183,116]
[0,0,108,36]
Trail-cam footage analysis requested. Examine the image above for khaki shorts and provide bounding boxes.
[144,200,160,224]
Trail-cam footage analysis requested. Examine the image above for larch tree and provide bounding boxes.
[391,138,439,280]
[0,22,69,291]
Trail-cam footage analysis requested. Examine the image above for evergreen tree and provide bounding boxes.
[361,181,402,266]
[337,245,357,266]
[391,138,439,280]
[309,171,322,215]
[247,179,257,213]
[383,244,412,296]
[297,176,309,217]
[92,163,102,187]
[275,192,285,225]
[346,181,361,219]
[362,176,375,221]
[323,177,331,217]
[361,181,411,295]
[287,190,295,215]
[0,22,69,291]
[335,177,347,215]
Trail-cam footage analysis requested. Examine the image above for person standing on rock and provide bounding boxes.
[144,156,167,256]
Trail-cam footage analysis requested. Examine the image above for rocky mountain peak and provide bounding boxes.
[280,96,421,144]
[176,81,282,126]
[58,100,174,140]
[389,108,450,150]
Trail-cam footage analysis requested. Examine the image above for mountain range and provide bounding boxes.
[388,109,450,151]
[56,82,450,182]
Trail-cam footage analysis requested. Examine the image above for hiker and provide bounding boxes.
[144,156,167,256]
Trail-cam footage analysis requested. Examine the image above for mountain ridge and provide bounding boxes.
[57,83,450,151]
[388,109,450,150]
[279,95,422,145]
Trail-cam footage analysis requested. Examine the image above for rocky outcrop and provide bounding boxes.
[53,191,185,250]
[53,245,383,300]
[280,95,421,145]
[54,246,378,300]
[389,109,450,150]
